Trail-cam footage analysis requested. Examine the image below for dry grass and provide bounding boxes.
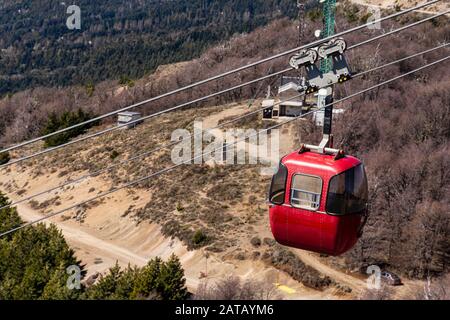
[2,99,339,290]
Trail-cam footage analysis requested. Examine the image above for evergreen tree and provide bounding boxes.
[85,262,122,300]
[113,265,140,299]
[0,0,298,96]
[40,264,83,300]
[157,254,188,300]
[0,191,188,300]
[0,192,22,238]
[83,255,188,300]
[0,224,84,299]
[0,192,85,300]
[42,109,98,148]
[131,257,163,299]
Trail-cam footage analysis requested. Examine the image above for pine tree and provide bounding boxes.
[0,191,22,238]
[42,109,98,148]
[113,264,140,299]
[1,191,187,300]
[157,254,188,300]
[40,264,83,300]
[0,195,84,301]
[86,262,122,300]
[131,257,163,299]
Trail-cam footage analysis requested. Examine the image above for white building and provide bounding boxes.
[262,76,345,123]
[117,111,143,129]
[277,77,304,117]
[262,76,305,120]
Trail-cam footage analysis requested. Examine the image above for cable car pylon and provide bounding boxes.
[269,1,368,255]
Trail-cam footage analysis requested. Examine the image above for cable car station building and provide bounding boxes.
[117,111,143,129]
[262,76,306,119]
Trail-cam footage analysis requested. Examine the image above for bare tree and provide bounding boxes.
[195,275,280,300]
[359,284,394,300]
[417,275,450,300]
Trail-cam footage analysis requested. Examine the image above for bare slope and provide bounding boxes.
[1,97,427,299]
[2,5,448,299]
[0,101,353,299]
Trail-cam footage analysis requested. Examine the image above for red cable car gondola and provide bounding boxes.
[268,145,369,256]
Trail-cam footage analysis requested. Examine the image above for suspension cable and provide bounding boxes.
[1,42,447,211]
[1,54,448,238]
[0,0,440,156]
[347,9,449,51]
[354,42,449,77]
[1,8,447,169]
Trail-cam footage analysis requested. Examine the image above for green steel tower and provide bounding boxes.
[320,0,336,73]
[319,0,336,147]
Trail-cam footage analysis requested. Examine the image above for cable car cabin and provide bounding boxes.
[268,148,368,256]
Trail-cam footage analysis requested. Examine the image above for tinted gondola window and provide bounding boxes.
[291,174,322,210]
[269,163,288,204]
[326,164,368,215]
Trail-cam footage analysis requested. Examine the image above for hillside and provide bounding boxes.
[0,0,297,96]
[0,102,354,298]
[0,100,427,299]
[0,2,449,300]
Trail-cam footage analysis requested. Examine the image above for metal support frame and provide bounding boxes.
[316,88,334,151]
[289,38,351,94]
[289,0,344,155]
[299,143,345,160]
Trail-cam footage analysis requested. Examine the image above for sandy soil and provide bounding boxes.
[9,193,335,299]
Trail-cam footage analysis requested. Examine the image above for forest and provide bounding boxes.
[0,0,297,95]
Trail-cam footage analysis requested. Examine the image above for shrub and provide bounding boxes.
[345,5,360,23]
[176,202,184,212]
[110,150,120,160]
[250,237,261,247]
[307,8,322,22]
[85,82,95,97]
[263,237,276,247]
[359,284,394,300]
[119,75,135,88]
[263,245,332,290]
[0,151,10,165]
[42,109,99,148]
